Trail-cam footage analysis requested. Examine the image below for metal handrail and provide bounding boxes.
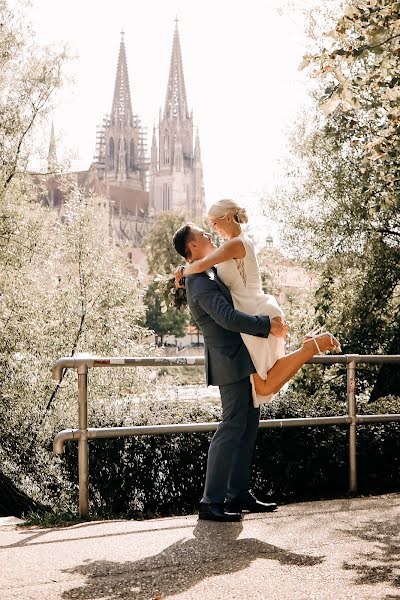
[52,354,400,517]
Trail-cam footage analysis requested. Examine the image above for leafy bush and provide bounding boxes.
[59,392,400,518]
[60,399,219,516]
[0,189,152,511]
[256,394,400,502]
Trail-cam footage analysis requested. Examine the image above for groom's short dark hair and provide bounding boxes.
[173,222,196,260]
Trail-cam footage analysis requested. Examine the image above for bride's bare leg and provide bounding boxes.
[253,334,340,396]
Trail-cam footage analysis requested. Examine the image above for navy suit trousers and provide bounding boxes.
[201,376,260,504]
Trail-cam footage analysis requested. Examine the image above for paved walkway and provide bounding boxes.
[1,493,399,600]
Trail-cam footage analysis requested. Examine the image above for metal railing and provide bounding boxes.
[52,354,400,517]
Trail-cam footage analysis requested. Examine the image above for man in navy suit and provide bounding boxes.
[173,223,288,521]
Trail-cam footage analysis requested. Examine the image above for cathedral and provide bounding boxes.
[95,21,206,244]
[149,23,205,218]
[43,21,205,249]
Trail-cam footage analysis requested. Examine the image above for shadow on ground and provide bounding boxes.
[342,517,400,591]
[62,520,324,599]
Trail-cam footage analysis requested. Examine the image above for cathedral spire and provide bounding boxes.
[151,124,157,171]
[150,20,205,218]
[111,30,134,126]
[194,128,201,158]
[164,19,189,120]
[47,121,57,172]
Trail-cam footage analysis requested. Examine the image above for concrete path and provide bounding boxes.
[1,493,399,600]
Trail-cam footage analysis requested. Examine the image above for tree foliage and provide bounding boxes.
[0,184,151,507]
[301,0,400,231]
[142,211,194,341]
[0,1,68,197]
[0,3,160,511]
[266,0,400,398]
[142,281,189,344]
[144,212,188,275]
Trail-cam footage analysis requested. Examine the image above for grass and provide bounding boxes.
[19,507,182,528]
[20,510,95,528]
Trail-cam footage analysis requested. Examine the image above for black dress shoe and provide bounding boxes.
[198,502,242,522]
[225,491,277,513]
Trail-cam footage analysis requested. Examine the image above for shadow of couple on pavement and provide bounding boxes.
[62,519,324,599]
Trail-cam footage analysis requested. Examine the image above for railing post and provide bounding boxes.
[77,363,89,517]
[347,358,357,493]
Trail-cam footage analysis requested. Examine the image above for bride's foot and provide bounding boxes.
[303,332,341,355]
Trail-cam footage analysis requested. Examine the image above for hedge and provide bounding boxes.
[60,393,400,518]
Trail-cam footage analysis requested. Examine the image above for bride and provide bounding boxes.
[175,199,340,407]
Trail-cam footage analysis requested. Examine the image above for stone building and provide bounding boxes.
[149,20,206,218]
[42,21,205,257]
[94,21,205,238]
[94,31,148,193]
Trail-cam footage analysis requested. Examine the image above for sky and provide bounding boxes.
[22,0,318,245]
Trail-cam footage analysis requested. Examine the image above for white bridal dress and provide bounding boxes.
[216,232,285,408]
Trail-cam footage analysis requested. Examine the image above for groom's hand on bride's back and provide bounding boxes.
[270,316,289,338]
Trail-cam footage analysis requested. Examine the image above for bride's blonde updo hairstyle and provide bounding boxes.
[208,199,248,225]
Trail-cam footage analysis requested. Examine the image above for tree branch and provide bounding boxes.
[2,86,55,194]
[374,228,400,238]
[38,240,88,427]
[368,33,400,50]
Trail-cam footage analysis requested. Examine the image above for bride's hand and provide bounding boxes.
[174,265,186,289]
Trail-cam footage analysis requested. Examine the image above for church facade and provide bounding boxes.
[44,22,205,250]
[94,31,148,193]
[149,23,205,219]
[92,22,206,245]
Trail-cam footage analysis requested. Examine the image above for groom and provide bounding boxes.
[173,223,288,521]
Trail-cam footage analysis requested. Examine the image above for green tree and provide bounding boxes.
[0,186,151,512]
[143,281,189,345]
[0,0,68,513]
[301,0,400,218]
[0,1,68,198]
[144,212,188,275]
[266,0,400,398]
[143,211,210,344]
[144,211,215,275]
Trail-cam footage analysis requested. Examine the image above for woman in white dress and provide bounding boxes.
[175,199,341,407]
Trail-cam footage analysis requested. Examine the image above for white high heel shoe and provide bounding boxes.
[305,327,342,354]
[305,325,325,338]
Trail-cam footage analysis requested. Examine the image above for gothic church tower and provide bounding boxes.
[149,21,205,218]
[95,32,147,190]
[47,122,58,173]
